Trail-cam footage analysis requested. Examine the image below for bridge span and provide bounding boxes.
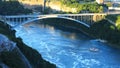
[0,12,119,28]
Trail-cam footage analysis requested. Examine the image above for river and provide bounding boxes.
[14,20,120,68]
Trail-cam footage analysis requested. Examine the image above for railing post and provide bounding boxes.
[19,18,21,25]
[80,16,82,21]
[76,16,78,20]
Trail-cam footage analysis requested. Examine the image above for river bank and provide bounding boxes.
[0,1,56,68]
[88,19,120,49]
[0,21,56,68]
[39,18,120,49]
[14,19,120,68]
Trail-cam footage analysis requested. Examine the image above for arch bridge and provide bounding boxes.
[0,13,108,28]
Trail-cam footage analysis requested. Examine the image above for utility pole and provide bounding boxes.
[43,0,46,13]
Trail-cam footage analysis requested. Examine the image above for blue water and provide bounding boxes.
[15,22,120,68]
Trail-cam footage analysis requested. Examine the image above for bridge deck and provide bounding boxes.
[4,13,107,18]
[1,12,120,28]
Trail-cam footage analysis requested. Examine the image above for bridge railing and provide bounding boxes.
[2,12,120,27]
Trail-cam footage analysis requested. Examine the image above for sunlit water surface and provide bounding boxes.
[14,22,120,68]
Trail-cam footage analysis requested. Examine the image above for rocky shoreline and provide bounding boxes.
[0,21,56,68]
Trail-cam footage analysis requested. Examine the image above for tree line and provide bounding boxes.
[0,1,32,15]
[59,0,105,13]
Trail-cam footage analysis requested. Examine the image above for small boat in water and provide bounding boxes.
[89,47,99,52]
[95,39,107,43]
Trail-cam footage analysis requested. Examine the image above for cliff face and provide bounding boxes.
[0,21,56,68]
[19,0,43,5]
[46,1,77,13]
[0,34,31,68]
[0,34,15,52]
[19,0,77,13]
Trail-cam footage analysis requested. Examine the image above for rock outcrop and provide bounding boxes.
[0,34,15,52]
[0,21,56,68]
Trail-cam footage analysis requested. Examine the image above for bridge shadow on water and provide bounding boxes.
[32,18,92,40]
[33,18,92,39]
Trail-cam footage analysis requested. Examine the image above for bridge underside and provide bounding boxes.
[3,14,106,27]
[21,17,90,28]
[22,17,90,34]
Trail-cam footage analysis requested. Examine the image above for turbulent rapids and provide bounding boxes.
[15,21,120,68]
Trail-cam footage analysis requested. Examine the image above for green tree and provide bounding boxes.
[0,1,32,15]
